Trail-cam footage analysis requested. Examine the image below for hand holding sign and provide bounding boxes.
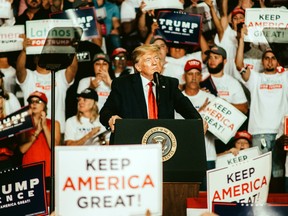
[200,97,247,144]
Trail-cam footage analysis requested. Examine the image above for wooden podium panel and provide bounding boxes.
[163,182,200,216]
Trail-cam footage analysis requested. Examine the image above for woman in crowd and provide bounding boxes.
[64,88,109,146]
[19,91,60,189]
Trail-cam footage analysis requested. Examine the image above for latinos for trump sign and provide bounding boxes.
[0,163,47,215]
[207,152,272,212]
[26,19,75,55]
[0,25,25,52]
[156,10,201,46]
[55,145,162,216]
[200,97,247,144]
[244,8,288,44]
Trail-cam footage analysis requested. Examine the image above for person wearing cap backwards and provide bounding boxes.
[65,88,109,146]
[77,52,112,111]
[19,91,61,189]
[0,71,21,115]
[175,59,216,190]
[110,47,132,79]
[236,43,288,185]
[218,130,252,156]
[100,44,207,143]
[205,45,248,114]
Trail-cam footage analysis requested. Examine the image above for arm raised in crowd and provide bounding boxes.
[235,24,251,82]
[64,54,78,84]
[199,33,210,62]
[16,35,28,83]
[205,0,224,41]
[137,1,149,39]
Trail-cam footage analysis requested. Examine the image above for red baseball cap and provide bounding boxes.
[27,91,48,104]
[234,130,252,144]
[184,59,202,72]
[111,47,127,58]
[231,8,245,17]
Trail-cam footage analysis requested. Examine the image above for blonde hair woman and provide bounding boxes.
[20,91,60,184]
[65,88,109,146]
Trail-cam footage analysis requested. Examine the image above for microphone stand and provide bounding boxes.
[153,72,160,107]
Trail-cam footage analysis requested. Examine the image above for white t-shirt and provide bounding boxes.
[77,77,111,112]
[166,51,202,68]
[120,0,141,22]
[65,116,108,145]
[175,90,217,161]
[245,70,288,135]
[162,62,185,85]
[1,66,16,94]
[5,92,21,115]
[16,69,72,133]
[211,73,247,104]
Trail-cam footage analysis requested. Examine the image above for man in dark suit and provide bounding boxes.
[100,44,206,133]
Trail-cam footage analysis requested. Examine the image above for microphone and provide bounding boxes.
[153,72,160,105]
[153,72,160,87]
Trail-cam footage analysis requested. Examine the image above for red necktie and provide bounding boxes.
[148,81,158,119]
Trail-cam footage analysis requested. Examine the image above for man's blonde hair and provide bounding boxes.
[132,44,161,71]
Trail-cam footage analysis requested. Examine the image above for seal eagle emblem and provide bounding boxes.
[142,127,177,161]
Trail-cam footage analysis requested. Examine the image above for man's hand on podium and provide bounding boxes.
[109,115,122,132]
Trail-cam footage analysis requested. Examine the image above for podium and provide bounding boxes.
[113,119,206,215]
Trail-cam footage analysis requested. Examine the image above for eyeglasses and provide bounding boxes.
[114,56,126,61]
[29,99,43,105]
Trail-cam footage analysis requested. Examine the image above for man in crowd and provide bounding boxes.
[236,28,288,184]
[205,45,248,114]
[175,58,216,190]
[16,36,78,135]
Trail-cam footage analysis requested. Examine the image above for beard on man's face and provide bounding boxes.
[207,62,224,74]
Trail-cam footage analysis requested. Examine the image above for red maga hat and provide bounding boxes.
[184,59,202,72]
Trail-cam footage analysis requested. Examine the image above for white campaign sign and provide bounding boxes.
[143,0,183,11]
[0,0,11,19]
[207,152,272,211]
[0,25,25,52]
[200,97,247,144]
[244,8,288,44]
[55,145,162,216]
[216,147,261,168]
[26,19,75,55]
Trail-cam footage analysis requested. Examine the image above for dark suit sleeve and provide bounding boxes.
[99,79,122,128]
